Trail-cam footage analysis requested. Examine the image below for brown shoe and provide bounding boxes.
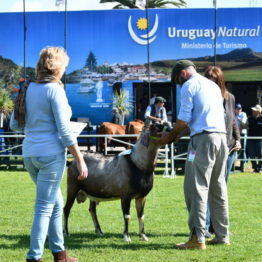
[26,259,43,262]
[175,235,206,250]
[207,238,230,246]
[52,250,78,262]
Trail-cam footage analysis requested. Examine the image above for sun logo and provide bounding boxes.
[128,14,159,45]
[137,18,148,30]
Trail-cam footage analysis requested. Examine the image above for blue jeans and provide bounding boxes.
[24,152,66,260]
[206,151,236,232]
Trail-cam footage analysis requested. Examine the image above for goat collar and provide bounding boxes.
[149,135,160,140]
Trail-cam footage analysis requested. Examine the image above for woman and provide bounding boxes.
[204,66,241,237]
[11,47,87,262]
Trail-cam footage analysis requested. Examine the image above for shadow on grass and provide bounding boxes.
[0,231,189,251]
[0,234,29,249]
[64,232,189,250]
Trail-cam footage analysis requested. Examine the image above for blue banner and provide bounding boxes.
[0,8,261,124]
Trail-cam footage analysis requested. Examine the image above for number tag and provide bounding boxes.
[188,151,196,162]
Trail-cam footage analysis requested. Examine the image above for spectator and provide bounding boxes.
[234,103,247,134]
[10,46,87,262]
[144,96,168,126]
[246,104,262,173]
[234,103,248,171]
[150,93,157,105]
[138,93,148,120]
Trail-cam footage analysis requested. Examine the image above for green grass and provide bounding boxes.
[0,170,261,262]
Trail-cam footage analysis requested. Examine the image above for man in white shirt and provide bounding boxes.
[234,103,247,134]
[155,60,230,250]
[144,96,168,125]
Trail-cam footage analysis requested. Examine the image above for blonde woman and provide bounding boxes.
[11,47,87,262]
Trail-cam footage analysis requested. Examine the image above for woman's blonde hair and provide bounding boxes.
[36,46,69,81]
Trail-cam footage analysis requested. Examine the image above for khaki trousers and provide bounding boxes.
[184,132,229,243]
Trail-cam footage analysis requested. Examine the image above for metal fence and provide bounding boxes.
[1,133,262,175]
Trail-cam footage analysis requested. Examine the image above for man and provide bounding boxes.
[246,105,262,173]
[234,103,248,171]
[144,96,168,125]
[156,60,230,249]
[234,103,247,133]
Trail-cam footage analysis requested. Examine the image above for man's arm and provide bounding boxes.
[144,105,162,123]
[154,119,188,146]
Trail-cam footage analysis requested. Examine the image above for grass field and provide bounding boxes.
[0,170,261,262]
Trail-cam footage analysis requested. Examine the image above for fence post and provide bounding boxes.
[105,136,107,155]
[163,144,170,178]
[170,142,176,178]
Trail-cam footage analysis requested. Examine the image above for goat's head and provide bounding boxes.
[140,122,172,147]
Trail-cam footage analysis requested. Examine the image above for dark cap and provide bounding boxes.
[171,60,196,84]
[155,96,166,103]
[235,103,242,109]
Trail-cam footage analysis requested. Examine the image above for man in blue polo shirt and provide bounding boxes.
[156,60,230,249]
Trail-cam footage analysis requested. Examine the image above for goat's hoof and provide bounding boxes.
[141,234,149,241]
[95,229,104,236]
[123,235,131,242]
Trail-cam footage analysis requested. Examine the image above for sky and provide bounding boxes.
[0,0,262,12]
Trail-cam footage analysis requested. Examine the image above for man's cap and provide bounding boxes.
[155,96,166,103]
[171,60,196,84]
[235,103,242,109]
[251,104,262,113]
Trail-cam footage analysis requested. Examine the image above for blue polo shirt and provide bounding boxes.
[10,82,77,157]
[178,73,226,136]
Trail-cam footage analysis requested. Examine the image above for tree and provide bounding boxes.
[112,89,133,125]
[85,51,97,71]
[99,0,186,9]
[0,89,14,128]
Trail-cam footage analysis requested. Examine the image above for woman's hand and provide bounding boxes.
[234,140,241,151]
[68,144,88,180]
[77,158,88,180]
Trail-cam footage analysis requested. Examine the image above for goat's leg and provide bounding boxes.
[135,197,148,241]
[121,198,132,242]
[63,189,78,236]
[89,200,104,236]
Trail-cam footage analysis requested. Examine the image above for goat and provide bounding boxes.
[63,123,163,242]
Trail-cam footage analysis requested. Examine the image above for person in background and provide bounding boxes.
[155,60,230,249]
[234,103,248,171]
[10,47,87,262]
[246,105,262,173]
[204,66,241,238]
[144,96,168,125]
[150,93,157,105]
[138,93,148,120]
